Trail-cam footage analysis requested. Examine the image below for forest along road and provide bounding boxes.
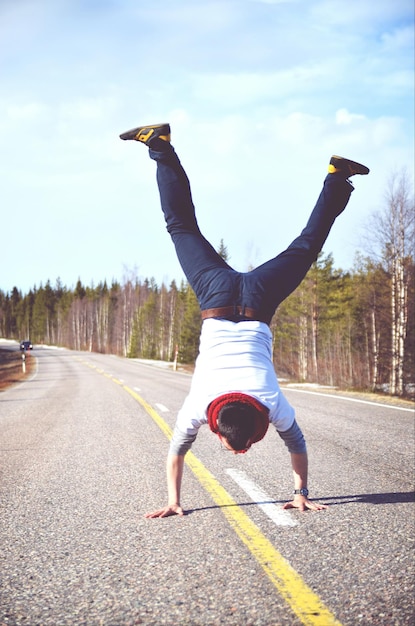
[0,344,414,626]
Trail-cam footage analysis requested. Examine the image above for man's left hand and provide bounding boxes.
[283,496,327,512]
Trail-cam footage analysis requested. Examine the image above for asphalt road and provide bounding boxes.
[0,342,414,626]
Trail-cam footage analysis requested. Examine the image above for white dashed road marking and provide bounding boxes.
[155,403,169,413]
[226,468,298,527]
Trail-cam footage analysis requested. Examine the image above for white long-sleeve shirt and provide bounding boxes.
[169,319,306,455]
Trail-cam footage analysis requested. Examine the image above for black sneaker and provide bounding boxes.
[328,155,369,177]
[119,123,171,145]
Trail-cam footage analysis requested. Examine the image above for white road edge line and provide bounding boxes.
[155,403,169,413]
[226,468,298,527]
[284,387,414,412]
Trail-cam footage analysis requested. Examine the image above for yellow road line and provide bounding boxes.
[122,383,342,626]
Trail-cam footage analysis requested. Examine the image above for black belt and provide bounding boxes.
[201,306,269,324]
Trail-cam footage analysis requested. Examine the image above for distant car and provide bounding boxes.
[20,340,33,351]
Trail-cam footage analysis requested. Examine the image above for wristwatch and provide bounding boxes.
[294,488,309,497]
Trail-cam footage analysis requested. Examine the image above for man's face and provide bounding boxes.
[219,435,252,454]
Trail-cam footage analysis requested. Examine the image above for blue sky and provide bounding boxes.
[1,0,413,295]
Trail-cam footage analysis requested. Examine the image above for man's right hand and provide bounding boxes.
[145,504,184,518]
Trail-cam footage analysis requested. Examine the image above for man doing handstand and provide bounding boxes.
[120,122,369,518]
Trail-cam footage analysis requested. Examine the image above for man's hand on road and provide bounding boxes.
[145,504,184,518]
[283,496,327,512]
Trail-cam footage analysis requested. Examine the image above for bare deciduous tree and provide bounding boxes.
[365,170,414,395]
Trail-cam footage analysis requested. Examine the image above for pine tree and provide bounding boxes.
[178,285,201,363]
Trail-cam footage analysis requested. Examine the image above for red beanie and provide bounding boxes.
[207,392,269,444]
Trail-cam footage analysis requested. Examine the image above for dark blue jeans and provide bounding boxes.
[149,143,353,324]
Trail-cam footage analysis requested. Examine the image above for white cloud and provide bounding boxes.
[381,24,415,51]
[6,102,48,121]
[335,109,366,125]
[59,99,112,122]
[189,63,336,109]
